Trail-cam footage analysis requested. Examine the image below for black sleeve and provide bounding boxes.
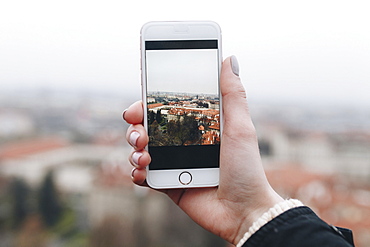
[243,206,354,247]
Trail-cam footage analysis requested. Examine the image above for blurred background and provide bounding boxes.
[0,0,369,246]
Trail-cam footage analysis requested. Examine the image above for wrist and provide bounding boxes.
[233,190,284,245]
[236,198,304,247]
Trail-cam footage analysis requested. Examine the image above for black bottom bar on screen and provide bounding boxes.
[149,145,220,170]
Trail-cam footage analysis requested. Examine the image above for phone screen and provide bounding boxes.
[145,40,221,170]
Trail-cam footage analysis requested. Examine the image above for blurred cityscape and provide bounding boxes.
[0,88,369,247]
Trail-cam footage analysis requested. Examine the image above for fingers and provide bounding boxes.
[126,124,150,186]
[124,100,150,186]
[129,150,151,169]
[128,148,150,186]
[126,124,148,151]
[123,100,143,125]
[131,167,148,186]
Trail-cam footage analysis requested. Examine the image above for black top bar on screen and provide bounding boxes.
[145,40,218,50]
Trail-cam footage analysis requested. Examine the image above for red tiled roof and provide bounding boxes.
[266,166,325,189]
[0,137,69,160]
[266,165,370,238]
[209,123,220,130]
[148,103,163,109]
[202,130,220,145]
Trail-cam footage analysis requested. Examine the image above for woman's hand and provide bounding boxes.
[123,56,283,245]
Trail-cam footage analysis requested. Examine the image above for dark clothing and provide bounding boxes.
[243,206,354,247]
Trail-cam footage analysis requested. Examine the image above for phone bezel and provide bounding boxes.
[140,21,222,189]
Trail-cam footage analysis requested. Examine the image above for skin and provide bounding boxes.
[124,56,284,245]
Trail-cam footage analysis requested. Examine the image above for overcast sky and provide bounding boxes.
[146,49,218,95]
[1,0,369,107]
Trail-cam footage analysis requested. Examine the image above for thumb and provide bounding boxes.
[221,56,255,136]
[219,56,265,201]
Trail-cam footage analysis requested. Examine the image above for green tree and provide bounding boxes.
[167,116,201,145]
[155,110,162,125]
[180,115,201,145]
[38,171,63,227]
[10,178,30,229]
[167,119,182,145]
[149,121,162,146]
[148,110,156,125]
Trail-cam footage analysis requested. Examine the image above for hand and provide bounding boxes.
[123,56,284,245]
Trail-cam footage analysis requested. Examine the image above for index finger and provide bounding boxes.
[123,100,144,124]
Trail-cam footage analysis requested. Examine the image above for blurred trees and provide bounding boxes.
[10,178,30,229]
[1,172,228,247]
[1,163,225,247]
[1,172,87,246]
[38,171,62,227]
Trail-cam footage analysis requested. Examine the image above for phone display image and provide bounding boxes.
[145,40,221,171]
[141,22,222,188]
[146,42,220,148]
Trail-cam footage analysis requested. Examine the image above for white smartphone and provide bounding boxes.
[141,21,222,189]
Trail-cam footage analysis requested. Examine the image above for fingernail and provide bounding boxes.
[230,55,239,76]
[131,168,136,179]
[132,152,143,167]
[122,109,128,121]
[129,131,140,147]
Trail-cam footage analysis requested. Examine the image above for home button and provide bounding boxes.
[179,172,192,185]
